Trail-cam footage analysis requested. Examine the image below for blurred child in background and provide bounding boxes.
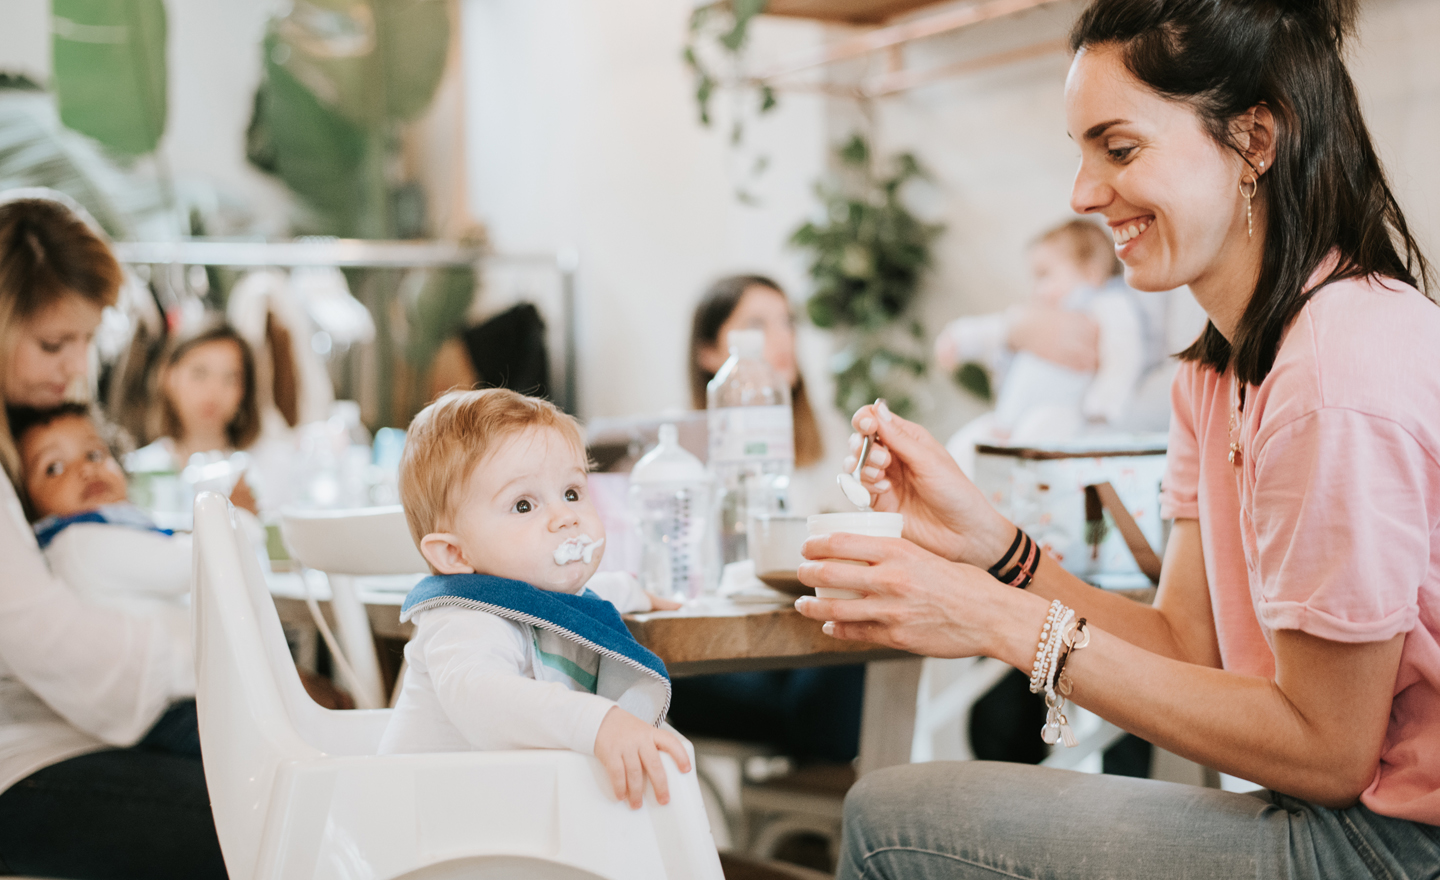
[935,219,1168,473]
[128,322,261,513]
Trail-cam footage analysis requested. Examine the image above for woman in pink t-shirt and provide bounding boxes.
[796,1,1440,877]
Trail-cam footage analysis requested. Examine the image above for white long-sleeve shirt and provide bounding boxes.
[43,519,196,678]
[0,475,191,794]
[378,572,653,756]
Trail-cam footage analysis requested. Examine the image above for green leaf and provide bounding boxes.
[696,74,714,126]
[405,266,477,367]
[839,134,869,167]
[0,87,167,237]
[806,296,835,328]
[759,83,777,114]
[247,0,453,236]
[250,36,371,233]
[51,0,168,156]
[954,362,993,401]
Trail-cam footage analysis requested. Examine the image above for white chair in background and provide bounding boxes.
[193,491,723,880]
[279,505,425,709]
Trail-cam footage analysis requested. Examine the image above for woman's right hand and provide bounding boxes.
[846,401,1015,569]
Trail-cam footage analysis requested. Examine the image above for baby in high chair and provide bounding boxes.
[378,388,691,809]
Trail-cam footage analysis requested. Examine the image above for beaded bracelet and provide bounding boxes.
[988,527,1040,590]
[1028,601,1068,694]
[1028,602,1088,748]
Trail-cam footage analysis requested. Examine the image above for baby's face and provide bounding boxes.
[19,414,128,519]
[428,427,605,593]
[1029,240,1094,307]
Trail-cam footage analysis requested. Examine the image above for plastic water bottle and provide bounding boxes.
[628,424,716,599]
[706,328,794,565]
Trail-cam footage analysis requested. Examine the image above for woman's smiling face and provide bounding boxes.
[1066,45,1252,296]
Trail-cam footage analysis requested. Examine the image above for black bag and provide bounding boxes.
[459,303,550,399]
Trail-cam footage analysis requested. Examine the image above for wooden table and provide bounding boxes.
[625,600,924,776]
[623,601,906,676]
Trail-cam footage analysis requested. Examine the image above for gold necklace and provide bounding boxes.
[1228,376,1246,467]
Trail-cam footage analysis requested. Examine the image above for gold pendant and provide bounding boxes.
[1229,442,1242,466]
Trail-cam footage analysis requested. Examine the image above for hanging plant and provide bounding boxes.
[682,0,778,202]
[790,134,944,418]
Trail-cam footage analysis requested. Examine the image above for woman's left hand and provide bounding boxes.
[229,474,259,516]
[795,531,1042,660]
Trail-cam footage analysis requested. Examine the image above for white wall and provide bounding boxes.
[844,0,1440,440]
[6,0,1437,435]
[458,0,829,421]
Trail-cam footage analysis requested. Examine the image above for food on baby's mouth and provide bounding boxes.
[553,534,605,565]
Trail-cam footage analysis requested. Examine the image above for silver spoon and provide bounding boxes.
[836,401,882,510]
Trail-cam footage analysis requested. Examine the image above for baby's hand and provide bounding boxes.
[646,592,683,611]
[593,706,692,808]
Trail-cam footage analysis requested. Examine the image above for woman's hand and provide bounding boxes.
[846,401,1015,568]
[1007,306,1100,373]
[795,531,1047,659]
[646,592,683,611]
[229,474,260,516]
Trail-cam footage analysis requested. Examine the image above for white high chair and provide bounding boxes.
[278,505,426,709]
[192,491,723,880]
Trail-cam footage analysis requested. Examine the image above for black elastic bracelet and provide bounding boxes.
[989,528,1038,590]
[987,528,1025,578]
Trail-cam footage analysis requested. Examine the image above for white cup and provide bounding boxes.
[806,511,904,599]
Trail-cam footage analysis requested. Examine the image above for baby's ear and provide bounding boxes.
[419,532,475,575]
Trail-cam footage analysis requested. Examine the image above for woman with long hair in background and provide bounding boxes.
[0,193,225,878]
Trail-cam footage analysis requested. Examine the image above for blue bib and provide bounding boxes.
[34,503,173,550]
[402,573,671,726]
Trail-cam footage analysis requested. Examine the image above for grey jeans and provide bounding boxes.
[840,762,1440,880]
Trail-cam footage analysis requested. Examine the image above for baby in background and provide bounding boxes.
[379,388,690,809]
[10,404,193,657]
[935,218,1167,472]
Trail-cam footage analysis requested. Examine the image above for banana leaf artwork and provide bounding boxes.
[51,0,168,157]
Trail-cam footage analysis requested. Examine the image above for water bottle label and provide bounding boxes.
[709,405,794,464]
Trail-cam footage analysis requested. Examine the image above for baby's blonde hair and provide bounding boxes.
[399,389,586,556]
[1034,218,1122,280]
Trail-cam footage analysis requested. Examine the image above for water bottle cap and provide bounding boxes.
[630,424,710,484]
[726,329,765,359]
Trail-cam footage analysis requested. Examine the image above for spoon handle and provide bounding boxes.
[854,433,874,478]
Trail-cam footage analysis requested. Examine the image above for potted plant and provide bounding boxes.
[790,134,943,418]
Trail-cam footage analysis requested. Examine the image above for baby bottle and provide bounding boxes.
[628,424,717,600]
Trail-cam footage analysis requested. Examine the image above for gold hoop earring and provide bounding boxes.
[1240,176,1259,240]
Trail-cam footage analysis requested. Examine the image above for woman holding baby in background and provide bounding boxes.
[799,1,1440,877]
[0,193,225,878]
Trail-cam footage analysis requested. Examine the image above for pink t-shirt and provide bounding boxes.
[1160,271,1440,825]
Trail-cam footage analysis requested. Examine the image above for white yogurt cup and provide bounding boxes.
[806,511,905,599]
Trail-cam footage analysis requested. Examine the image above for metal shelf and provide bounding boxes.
[112,238,581,416]
[110,238,561,270]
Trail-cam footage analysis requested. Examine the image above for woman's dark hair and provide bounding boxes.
[155,321,261,451]
[689,274,823,468]
[0,196,123,482]
[1071,0,1431,385]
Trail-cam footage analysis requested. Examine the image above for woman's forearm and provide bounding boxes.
[986,586,1399,806]
[1021,520,1222,668]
